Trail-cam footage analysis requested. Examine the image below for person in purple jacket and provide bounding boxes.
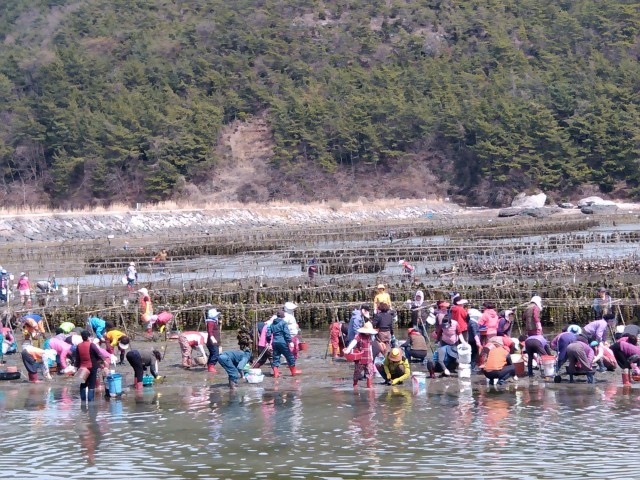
[610,335,640,386]
[583,313,616,344]
[520,334,553,377]
[566,341,594,383]
[551,328,577,372]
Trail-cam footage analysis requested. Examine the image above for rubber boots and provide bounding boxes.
[622,369,631,386]
[353,379,358,389]
[273,367,280,378]
[366,378,373,389]
[87,389,95,402]
[207,364,217,374]
[80,387,87,401]
[229,379,237,392]
[289,366,301,376]
[134,378,143,391]
[586,373,594,384]
[28,372,40,383]
[146,328,153,337]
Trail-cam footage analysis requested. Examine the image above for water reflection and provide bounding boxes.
[0,383,639,478]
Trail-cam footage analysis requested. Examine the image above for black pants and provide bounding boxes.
[484,365,515,383]
[525,339,550,376]
[403,346,427,362]
[80,367,98,390]
[126,350,144,383]
[207,342,220,366]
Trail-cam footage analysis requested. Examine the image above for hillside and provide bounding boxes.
[0,0,639,208]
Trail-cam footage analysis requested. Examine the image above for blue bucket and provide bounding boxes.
[107,374,122,397]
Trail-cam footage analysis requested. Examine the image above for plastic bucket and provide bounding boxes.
[458,344,472,364]
[513,360,525,377]
[142,374,154,386]
[193,355,207,366]
[107,373,122,396]
[458,363,471,379]
[541,355,556,377]
[411,372,427,393]
[298,342,308,352]
[510,354,522,363]
[247,373,264,384]
[344,350,362,362]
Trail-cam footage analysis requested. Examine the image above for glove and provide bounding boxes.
[289,342,294,349]
[110,355,118,365]
[343,348,351,355]
[45,373,52,380]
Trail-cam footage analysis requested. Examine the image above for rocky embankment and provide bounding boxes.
[0,201,465,243]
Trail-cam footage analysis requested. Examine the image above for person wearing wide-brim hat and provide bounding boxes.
[377,347,411,386]
[373,284,392,314]
[344,321,378,389]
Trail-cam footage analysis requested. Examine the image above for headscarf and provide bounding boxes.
[414,290,424,307]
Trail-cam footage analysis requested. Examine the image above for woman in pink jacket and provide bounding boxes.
[49,336,74,372]
[478,302,500,342]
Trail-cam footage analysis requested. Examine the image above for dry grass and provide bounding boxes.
[0,197,448,218]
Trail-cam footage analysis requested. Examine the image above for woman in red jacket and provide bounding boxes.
[450,294,469,342]
[74,330,104,402]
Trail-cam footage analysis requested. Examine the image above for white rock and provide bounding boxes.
[511,192,547,208]
[577,196,616,207]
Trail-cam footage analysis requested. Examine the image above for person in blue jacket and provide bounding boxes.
[87,316,106,341]
[218,348,253,391]
[267,310,302,378]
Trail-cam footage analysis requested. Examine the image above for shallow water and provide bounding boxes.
[1,333,639,480]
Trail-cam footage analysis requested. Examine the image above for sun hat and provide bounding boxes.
[284,301,298,311]
[451,294,468,305]
[598,287,608,293]
[530,296,543,310]
[389,348,402,362]
[590,341,599,347]
[567,324,582,335]
[377,284,386,290]
[357,321,378,335]
[138,288,149,296]
[207,308,220,319]
[129,262,135,266]
[118,337,130,350]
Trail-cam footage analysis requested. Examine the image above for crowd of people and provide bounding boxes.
[334,284,636,388]
[5,276,638,404]
[7,290,307,397]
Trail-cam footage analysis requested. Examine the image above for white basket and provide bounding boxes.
[247,373,264,384]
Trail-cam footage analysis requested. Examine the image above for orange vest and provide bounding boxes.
[485,345,509,372]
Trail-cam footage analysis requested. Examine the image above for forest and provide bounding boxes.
[0,0,639,207]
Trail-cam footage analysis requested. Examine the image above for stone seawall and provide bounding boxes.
[0,202,463,243]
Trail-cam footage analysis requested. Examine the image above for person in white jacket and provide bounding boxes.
[269,301,301,359]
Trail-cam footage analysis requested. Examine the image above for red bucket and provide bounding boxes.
[344,350,362,362]
[513,360,525,377]
[298,341,308,352]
